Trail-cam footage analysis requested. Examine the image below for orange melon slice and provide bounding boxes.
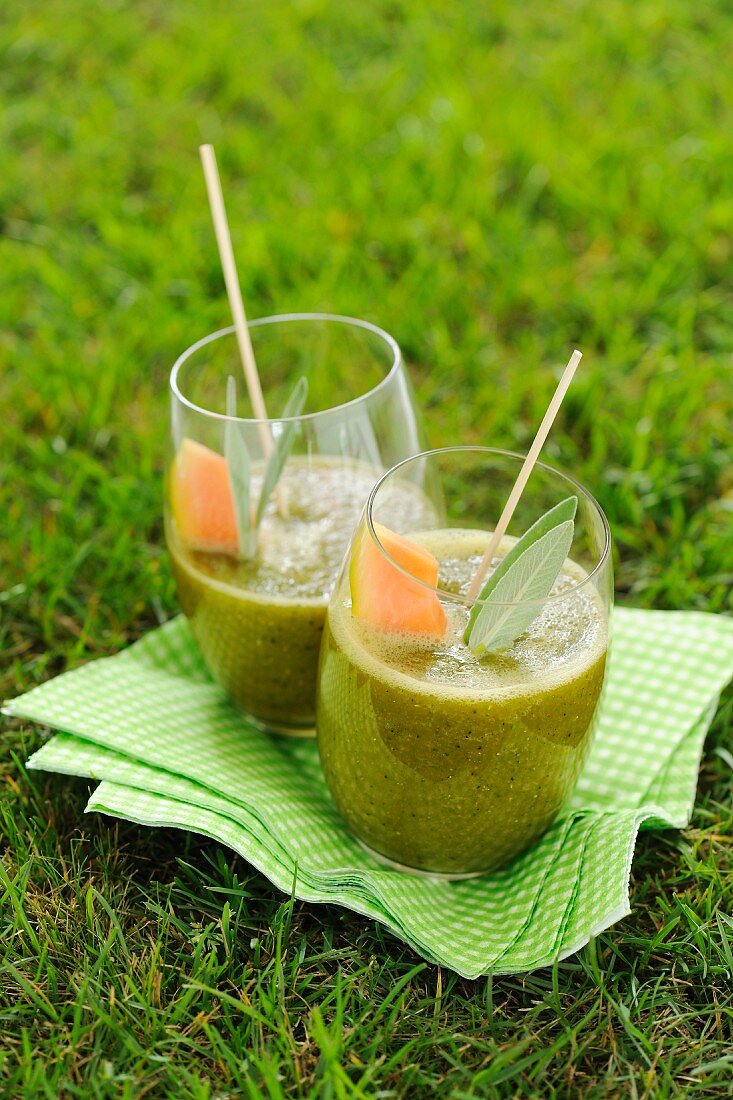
[350,521,448,637]
[170,438,238,554]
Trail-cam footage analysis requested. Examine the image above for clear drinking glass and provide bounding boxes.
[165,314,429,737]
[316,446,612,878]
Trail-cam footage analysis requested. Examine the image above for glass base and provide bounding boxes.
[248,714,316,739]
[356,839,491,881]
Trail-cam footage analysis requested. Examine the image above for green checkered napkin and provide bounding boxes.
[6,608,733,978]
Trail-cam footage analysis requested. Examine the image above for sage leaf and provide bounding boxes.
[224,376,256,559]
[465,496,577,642]
[466,514,575,656]
[255,375,308,527]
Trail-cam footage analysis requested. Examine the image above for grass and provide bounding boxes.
[1,0,732,1094]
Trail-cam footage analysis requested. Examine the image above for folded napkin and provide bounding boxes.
[6,608,732,979]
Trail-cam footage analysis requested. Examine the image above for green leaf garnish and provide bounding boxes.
[224,376,256,559]
[222,374,308,557]
[465,496,577,655]
[465,496,577,639]
[255,375,308,527]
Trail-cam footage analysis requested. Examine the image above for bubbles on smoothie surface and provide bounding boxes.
[184,457,438,601]
[344,528,606,691]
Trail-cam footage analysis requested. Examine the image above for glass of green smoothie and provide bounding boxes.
[165,314,433,736]
[316,446,612,878]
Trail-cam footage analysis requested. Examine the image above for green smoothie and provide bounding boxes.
[316,529,608,874]
[167,457,437,733]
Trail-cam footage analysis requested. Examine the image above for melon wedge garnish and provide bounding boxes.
[170,438,238,555]
[350,522,448,637]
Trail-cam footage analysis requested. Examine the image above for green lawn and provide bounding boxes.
[2,0,733,1095]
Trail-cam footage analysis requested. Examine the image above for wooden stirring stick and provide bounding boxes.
[466,349,583,600]
[199,144,287,514]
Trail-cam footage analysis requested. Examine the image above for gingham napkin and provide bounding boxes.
[6,608,732,978]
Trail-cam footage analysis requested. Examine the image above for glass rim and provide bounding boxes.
[365,445,612,610]
[170,312,403,424]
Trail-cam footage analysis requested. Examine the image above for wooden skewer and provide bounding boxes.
[199,144,287,514]
[466,349,583,600]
